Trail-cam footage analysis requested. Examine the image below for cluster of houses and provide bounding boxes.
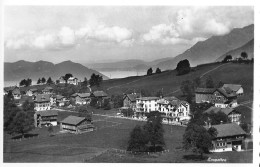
[4,83,108,134]
[121,84,248,152]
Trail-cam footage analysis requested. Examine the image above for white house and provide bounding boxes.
[157,97,190,123]
[136,97,160,112]
[34,94,51,111]
[67,77,78,85]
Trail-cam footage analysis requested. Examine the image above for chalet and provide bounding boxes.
[157,97,190,123]
[195,88,237,108]
[42,86,53,94]
[6,86,22,99]
[91,91,109,106]
[67,77,78,85]
[204,106,241,125]
[205,123,246,152]
[26,88,38,96]
[60,116,94,134]
[34,110,58,127]
[59,76,66,84]
[71,93,91,105]
[15,95,34,107]
[34,94,51,111]
[56,95,68,107]
[222,84,243,96]
[123,93,140,110]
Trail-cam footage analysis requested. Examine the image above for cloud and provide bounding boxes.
[5,24,134,50]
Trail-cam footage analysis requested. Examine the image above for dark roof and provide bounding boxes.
[34,94,50,102]
[204,106,237,115]
[19,95,34,103]
[207,123,246,138]
[93,91,108,97]
[43,86,53,91]
[61,116,86,125]
[136,97,160,101]
[28,88,38,92]
[195,88,216,94]
[222,84,242,92]
[124,93,140,102]
[35,110,58,117]
[216,88,237,98]
[78,93,91,98]
[56,95,65,100]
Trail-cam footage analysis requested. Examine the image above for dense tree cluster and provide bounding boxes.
[76,105,92,122]
[147,68,153,76]
[121,108,134,117]
[176,59,191,75]
[222,55,232,63]
[110,94,124,108]
[47,77,54,84]
[19,78,32,87]
[155,68,161,74]
[37,77,46,84]
[127,111,165,152]
[89,73,103,87]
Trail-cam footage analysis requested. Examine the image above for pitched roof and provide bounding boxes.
[28,88,38,92]
[35,110,58,117]
[195,88,216,94]
[204,106,236,115]
[61,115,86,125]
[43,86,53,91]
[208,123,246,138]
[216,88,237,98]
[34,94,50,102]
[222,84,242,92]
[56,95,64,100]
[12,88,21,95]
[19,95,34,103]
[124,93,140,102]
[136,97,160,101]
[93,91,108,97]
[68,77,78,81]
[78,93,91,98]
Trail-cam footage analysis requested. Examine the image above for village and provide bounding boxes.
[4,72,252,157]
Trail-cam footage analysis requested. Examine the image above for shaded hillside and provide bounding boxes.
[155,24,254,70]
[101,63,253,102]
[215,39,254,62]
[4,60,109,83]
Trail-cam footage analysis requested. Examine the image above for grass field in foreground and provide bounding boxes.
[4,113,252,163]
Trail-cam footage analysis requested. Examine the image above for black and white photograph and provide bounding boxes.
[2,0,258,164]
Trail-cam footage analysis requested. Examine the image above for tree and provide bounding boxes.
[22,100,35,112]
[64,73,73,82]
[183,123,217,158]
[47,77,53,84]
[37,78,41,84]
[103,98,111,110]
[48,125,54,136]
[89,73,103,87]
[193,77,201,88]
[41,77,46,84]
[140,89,152,97]
[90,97,98,108]
[186,91,193,104]
[143,111,165,152]
[77,106,92,122]
[7,111,34,137]
[19,78,32,87]
[121,108,134,117]
[56,80,60,84]
[147,68,153,75]
[155,68,161,74]
[222,55,232,63]
[204,111,228,125]
[180,80,194,96]
[19,79,26,87]
[217,81,224,88]
[111,94,124,108]
[241,52,248,60]
[176,59,191,75]
[205,76,214,88]
[127,125,148,152]
[82,77,88,87]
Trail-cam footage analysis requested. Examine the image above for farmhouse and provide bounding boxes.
[71,93,91,105]
[42,86,53,94]
[123,93,140,110]
[58,76,66,84]
[157,97,190,123]
[91,91,109,106]
[34,110,58,127]
[26,88,38,96]
[205,123,246,152]
[195,88,237,108]
[60,115,94,134]
[34,94,51,111]
[56,95,68,106]
[222,84,243,96]
[67,77,78,85]
[204,106,241,124]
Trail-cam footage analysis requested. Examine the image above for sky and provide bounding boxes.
[4,6,254,64]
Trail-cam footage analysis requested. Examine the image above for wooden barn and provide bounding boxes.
[60,116,94,134]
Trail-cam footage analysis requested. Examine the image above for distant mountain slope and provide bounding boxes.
[155,24,254,70]
[4,60,109,83]
[215,39,254,62]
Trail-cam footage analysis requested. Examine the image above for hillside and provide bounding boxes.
[4,60,109,84]
[101,63,253,102]
[215,39,254,62]
[155,24,254,70]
